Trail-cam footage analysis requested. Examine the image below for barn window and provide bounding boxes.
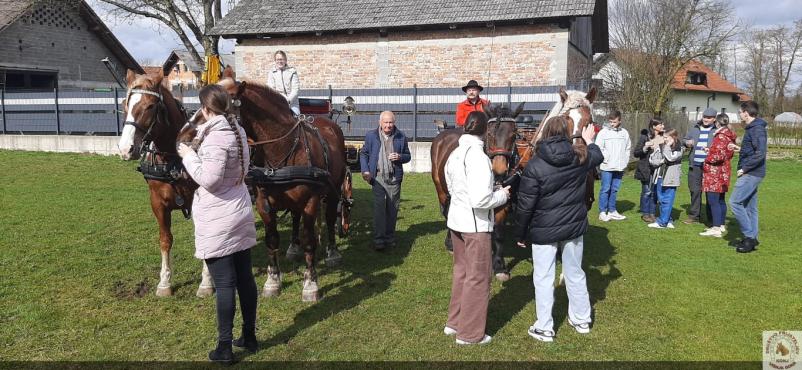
[686,72,707,85]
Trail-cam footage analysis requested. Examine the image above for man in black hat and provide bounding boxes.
[455,80,489,127]
[682,107,718,224]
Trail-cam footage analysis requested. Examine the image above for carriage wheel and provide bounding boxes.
[337,169,353,238]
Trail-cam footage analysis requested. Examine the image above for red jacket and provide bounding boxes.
[455,98,489,127]
[702,127,737,193]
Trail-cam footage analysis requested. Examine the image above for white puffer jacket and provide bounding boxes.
[596,126,631,172]
[266,66,300,110]
[445,134,509,233]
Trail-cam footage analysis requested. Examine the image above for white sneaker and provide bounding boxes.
[456,334,491,345]
[598,212,610,222]
[720,225,727,233]
[699,227,722,237]
[667,222,675,229]
[568,319,591,334]
[443,326,457,336]
[528,326,555,342]
[608,211,627,220]
[647,222,665,229]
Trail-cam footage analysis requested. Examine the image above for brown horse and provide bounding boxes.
[200,73,348,302]
[116,69,214,297]
[430,104,525,281]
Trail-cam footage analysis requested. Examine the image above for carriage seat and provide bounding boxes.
[516,115,538,129]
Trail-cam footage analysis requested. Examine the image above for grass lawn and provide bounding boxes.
[0,149,800,362]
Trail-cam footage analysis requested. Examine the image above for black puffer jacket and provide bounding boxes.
[633,129,654,182]
[513,136,604,245]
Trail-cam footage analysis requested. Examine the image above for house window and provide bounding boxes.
[686,72,707,85]
[1,69,57,91]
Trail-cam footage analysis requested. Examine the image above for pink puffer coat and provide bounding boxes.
[182,115,256,259]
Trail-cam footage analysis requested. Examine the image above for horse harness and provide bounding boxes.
[125,88,192,219]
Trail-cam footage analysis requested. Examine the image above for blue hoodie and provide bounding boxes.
[737,118,768,178]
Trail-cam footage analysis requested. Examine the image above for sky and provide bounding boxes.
[91,0,800,67]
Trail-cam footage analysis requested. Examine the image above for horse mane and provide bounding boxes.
[240,80,295,120]
[544,90,592,121]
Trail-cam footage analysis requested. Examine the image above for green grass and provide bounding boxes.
[1,149,801,361]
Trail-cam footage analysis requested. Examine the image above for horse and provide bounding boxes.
[116,69,215,298]
[189,70,348,302]
[430,103,526,281]
[430,87,597,281]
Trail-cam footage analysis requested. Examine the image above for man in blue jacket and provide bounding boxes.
[360,111,412,251]
[730,101,767,253]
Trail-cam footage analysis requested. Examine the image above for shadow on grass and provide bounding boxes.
[552,224,621,333]
[617,200,636,213]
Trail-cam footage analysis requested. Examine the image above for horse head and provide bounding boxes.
[538,86,596,142]
[117,69,171,160]
[484,102,525,176]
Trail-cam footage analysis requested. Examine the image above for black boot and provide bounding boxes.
[208,340,234,364]
[736,238,757,253]
[233,332,259,353]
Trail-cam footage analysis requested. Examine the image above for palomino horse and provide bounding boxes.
[198,74,348,302]
[430,104,525,281]
[116,69,214,297]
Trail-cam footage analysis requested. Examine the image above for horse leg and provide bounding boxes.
[152,203,174,297]
[286,212,303,262]
[492,223,510,282]
[301,198,321,302]
[324,192,342,267]
[258,194,282,298]
[196,260,215,298]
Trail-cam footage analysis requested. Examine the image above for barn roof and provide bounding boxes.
[0,0,143,73]
[211,0,606,41]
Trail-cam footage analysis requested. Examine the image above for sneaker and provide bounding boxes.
[699,227,722,237]
[720,225,727,233]
[647,222,665,229]
[443,326,457,336]
[568,319,591,334]
[598,212,610,222]
[528,326,555,342]
[608,211,627,220]
[666,222,675,229]
[456,334,491,345]
[641,214,656,223]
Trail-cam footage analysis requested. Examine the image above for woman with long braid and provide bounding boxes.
[177,84,258,364]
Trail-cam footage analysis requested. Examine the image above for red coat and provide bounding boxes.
[455,98,489,126]
[702,127,737,193]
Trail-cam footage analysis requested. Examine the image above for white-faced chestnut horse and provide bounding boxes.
[116,69,215,297]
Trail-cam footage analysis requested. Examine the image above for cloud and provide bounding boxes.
[730,0,800,28]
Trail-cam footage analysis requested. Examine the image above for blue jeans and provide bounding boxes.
[729,174,762,239]
[598,171,623,213]
[655,178,677,227]
[706,192,727,227]
[639,181,656,216]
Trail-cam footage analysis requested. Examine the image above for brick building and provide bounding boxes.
[0,0,142,91]
[211,0,609,89]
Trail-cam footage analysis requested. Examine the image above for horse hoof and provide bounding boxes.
[196,287,214,298]
[495,272,511,282]
[155,286,173,297]
[286,243,304,262]
[302,289,320,302]
[325,250,343,267]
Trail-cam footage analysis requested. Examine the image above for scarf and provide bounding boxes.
[378,130,396,183]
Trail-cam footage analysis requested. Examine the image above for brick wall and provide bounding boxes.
[0,3,127,89]
[235,24,570,89]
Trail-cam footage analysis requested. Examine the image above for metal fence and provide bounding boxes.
[1,83,599,140]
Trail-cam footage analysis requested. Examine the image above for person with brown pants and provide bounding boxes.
[443,111,510,345]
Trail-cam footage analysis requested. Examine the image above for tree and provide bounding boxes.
[603,0,739,114]
[94,0,235,69]
[741,20,802,116]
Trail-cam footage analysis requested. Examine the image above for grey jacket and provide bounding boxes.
[266,66,300,109]
[649,144,684,187]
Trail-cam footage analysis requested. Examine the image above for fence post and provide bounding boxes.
[54,86,61,135]
[113,87,121,136]
[1,87,6,135]
[412,84,418,142]
[507,81,512,106]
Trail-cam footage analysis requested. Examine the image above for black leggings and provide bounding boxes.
[205,248,258,342]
